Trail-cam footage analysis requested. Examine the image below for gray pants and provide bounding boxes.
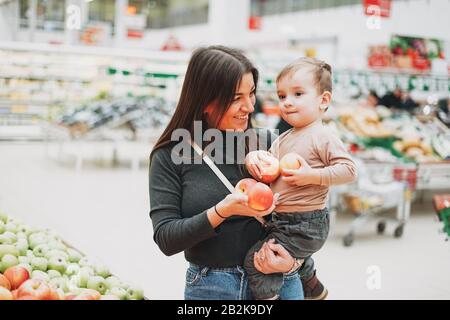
[244,208,330,299]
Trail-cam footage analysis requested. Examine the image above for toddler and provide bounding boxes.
[244,57,357,300]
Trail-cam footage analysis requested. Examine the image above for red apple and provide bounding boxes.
[11,289,19,300]
[235,178,274,211]
[0,286,13,300]
[247,182,274,211]
[16,295,39,300]
[279,153,301,176]
[17,279,52,300]
[100,294,120,300]
[235,178,257,194]
[4,266,30,290]
[246,151,280,184]
[258,154,280,184]
[65,294,77,300]
[0,274,11,290]
[48,289,62,300]
[73,289,101,300]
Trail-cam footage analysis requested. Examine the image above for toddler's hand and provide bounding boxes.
[281,155,320,186]
[245,150,274,180]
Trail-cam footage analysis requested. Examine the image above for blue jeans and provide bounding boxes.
[184,263,304,300]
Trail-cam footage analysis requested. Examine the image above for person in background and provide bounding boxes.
[380,86,418,112]
[379,86,403,109]
[366,90,380,108]
[401,91,419,112]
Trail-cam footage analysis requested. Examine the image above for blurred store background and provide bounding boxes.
[0,0,449,300]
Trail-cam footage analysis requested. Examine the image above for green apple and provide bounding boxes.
[44,229,61,241]
[28,232,48,249]
[33,244,49,257]
[3,232,17,243]
[50,277,69,293]
[0,212,8,224]
[105,276,122,289]
[1,254,19,270]
[17,262,32,275]
[32,270,50,281]
[31,256,48,271]
[65,263,80,276]
[47,269,62,279]
[78,257,94,268]
[87,276,107,295]
[67,248,83,263]
[7,216,23,224]
[77,267,94,288]
[47,241,66,251]
[48,256,67,274]
[4,223,18,233]
[18,256,30,264]
[127,286,144,300]
[94,264,110,278]
[80,266,94,275]
[3,231,17,243]
[15,240,28,256]
[108,287,129,300]
[15,232,28,241]
[0,244,19,258]
[46,249,69,261]
[0,221,4,234]
[0,235,13,245]
[16,224,32,236]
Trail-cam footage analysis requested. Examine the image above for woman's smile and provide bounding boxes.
[234,114,249,121]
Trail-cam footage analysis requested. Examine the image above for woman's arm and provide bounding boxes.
[149,148,221,256]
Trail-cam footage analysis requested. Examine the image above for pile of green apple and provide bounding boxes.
[0,212,144,300]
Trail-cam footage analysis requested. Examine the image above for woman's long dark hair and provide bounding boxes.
[150,45,259,162]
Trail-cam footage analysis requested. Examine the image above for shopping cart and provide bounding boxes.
[336,160,414,247]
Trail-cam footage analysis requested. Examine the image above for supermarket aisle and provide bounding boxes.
[0,142,449,300]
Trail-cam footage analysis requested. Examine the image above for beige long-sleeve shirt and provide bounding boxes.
[269,120,357,213]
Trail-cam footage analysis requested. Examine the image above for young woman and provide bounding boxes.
[149,46,303,300]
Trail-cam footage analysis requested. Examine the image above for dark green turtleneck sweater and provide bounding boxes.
[149,129,275,267]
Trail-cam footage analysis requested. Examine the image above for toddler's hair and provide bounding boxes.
[276,57,332,94]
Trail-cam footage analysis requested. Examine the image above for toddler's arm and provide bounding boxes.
[315,133,357,186]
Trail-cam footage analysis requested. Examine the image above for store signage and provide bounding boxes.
[127,29,144,39]
[161,35,183,51]
[80,23,111,46]
[248,16,262,30]
[363,0,391,18]
[124,14,146,29]
[390,35,445,71]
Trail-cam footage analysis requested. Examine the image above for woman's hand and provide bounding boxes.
[281,154,320,186]
[245,150,275,180]
[253,239,295,274]
[216,192,280,219]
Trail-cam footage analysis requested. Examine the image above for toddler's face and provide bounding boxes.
[276,68,325,128]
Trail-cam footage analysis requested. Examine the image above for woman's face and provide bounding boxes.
[210,72,256,132]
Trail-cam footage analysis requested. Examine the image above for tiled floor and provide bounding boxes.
[0,142,449,300]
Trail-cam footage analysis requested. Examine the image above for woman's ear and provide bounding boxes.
[203,103,213,116]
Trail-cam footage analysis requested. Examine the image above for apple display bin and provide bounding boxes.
[60,239,150,300]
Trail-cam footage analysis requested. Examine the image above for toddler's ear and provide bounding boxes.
[320,91,332,108]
